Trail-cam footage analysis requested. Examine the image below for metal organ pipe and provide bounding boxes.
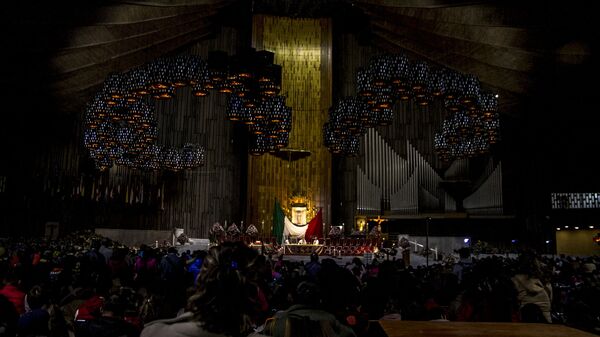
[497,162,503,210]
[385,145,394,205]
[463,162,503,214]
[409,143,413,210]
[393,148,398,195]
[382,139,386,203]
[369,129,373,186]
[358,134,460,216]
[366,129,370,181]
[357,169,361,212]
[389,147,394,198]
[377,131,382,200]
[372,129,376,188]
[394,149,398,196]
[412,144,417,213]
[384,136,389,205]
[369,129,374,210]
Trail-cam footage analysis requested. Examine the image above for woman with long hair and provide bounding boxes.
[141,242,262,337]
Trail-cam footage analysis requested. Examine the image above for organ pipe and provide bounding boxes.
[360,129,458,215]
[463,161,503,214]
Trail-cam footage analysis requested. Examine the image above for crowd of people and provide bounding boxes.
[0,231,599,337]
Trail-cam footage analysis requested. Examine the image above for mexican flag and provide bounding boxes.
[305,208,323,240]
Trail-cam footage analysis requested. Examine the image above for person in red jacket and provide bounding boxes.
[0,272,26,315]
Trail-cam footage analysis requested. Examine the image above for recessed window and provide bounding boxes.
[551,192,600,209]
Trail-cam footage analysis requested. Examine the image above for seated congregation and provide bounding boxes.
[0,233,599,337]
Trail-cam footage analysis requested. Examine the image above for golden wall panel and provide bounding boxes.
[248,15,332,233]
[556,230,600,256]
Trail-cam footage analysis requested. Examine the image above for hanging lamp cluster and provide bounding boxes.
[83,49,292,170]
[323,54,500,159]
[83,55,208,171]
[434,92,500,161]
[206,49,292,156]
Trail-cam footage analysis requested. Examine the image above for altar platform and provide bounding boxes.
[282,244,325,255]
[218,236,382,257]
[280,237,381,256]
[243,242,378,257]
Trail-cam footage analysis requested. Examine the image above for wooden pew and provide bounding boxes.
[368,320,597,337]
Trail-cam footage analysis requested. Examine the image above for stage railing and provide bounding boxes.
[409,240,438,260]
[214,235,384,256]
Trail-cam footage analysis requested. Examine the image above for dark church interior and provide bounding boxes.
[0,1,598,336]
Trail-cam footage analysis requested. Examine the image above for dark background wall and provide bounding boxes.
[0,10,250,237]
[0,2,597,246]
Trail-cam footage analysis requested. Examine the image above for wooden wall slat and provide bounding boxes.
[9,27,247,237]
